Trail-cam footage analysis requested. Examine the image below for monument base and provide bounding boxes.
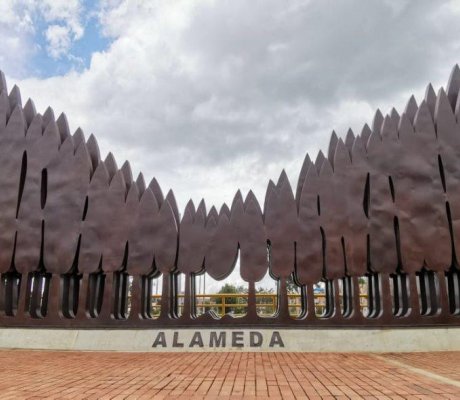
[0,327,459,352]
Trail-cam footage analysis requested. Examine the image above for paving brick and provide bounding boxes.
[0,350,458,398]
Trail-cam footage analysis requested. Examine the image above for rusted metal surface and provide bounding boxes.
[1,66,460,328]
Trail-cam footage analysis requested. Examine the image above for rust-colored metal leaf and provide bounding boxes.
[372,109,384,136]
[104,152,118,182]
[86,134,101,171]
[265,170,297,279]
[127,187,158,276]
[165,189,180,227]
[435,88,460,263]
[296,153,311,211]
[297,164,323,284]
[23,99,36,127]
[205,210,238,281]
[0,106,26,272]
[79,162,110,273]
[345,128,355,154]
[148,178,164,207]
[72,128,86,151]
[100,169,127,272]
[240,191,267,282]
[360,124,372,149]
[178,199,206,274]
[44,138,92,274]
[136,173,146,197]
[318,158,343,279]
[446,64,460,111]
[8,85,22,110]
[153,198,178,274]
[405,95,418,124]
[314,150,325,173]
[15,114,60,274]
[425,84,437,119]
[121,160,133,190]
[56,113,70,143]
[327,131,338,168]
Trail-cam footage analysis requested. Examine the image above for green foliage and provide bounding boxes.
[215,283,247,314]
[286,275,299,294]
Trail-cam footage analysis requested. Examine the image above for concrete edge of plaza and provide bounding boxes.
[0,327,459,352]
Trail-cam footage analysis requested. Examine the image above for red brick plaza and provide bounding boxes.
[0,350,458,399]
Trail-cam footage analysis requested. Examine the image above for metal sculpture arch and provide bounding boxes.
[0,67,460,328]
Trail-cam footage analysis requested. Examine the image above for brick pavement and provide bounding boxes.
[0,350,458,399]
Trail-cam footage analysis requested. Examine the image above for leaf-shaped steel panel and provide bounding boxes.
[44,139,92,274]
[265,171,298,279]
[327,131,338,168]
[435,88,460,265]
[318,158,344,279]
[230,191,244,240]
[345,129,355,154]
[205,211,238,281]
[412,100,450,270]
[79,162,110,273]
[104,153,118,182]
[346,135,368,276]
[100,170,127,272]
[361,124,372,149]
[0,106,26,272]
[15,115,60,274]
[153,199,178,274]
[56,113,70,143]
[177,200,207,274]
[72,128,85,151]
[372,109,384,136]
[239,191,267,282]
[23,99,36,127]
[314,150,325,173]
[136,173,146,197]
[405,96,418,124]
[396,114,425,273]
[296,154,311,211]
[220,203,231,218]
[121,161,133,190]
[149,178,164,207]
[8,85,22,110]
[425,84,436,119]
[165,189,180,227]
[297,164,323,284]
[127,188,158,276]
[0,90,11,129]
[86,134,101,172]
[446,64,460,111]
[366,123,398,274]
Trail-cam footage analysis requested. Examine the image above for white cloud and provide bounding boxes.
[0,0,84,66]
[39,0,84,60]
[45,24,72,59]
[0,1,37,74]
[5,0,460,215]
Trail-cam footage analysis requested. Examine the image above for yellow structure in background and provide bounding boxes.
[148,293,369,317]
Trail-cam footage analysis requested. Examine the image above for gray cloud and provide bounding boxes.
[5,0,460,211]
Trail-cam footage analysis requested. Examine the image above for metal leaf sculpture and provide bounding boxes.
[177,199,207,319]
[205,204,238,283]
[15,113,60,274]
[0,66,459,328]
[265,170,298,320]
[0,105,26,273]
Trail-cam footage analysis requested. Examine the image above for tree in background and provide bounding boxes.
[215,283,247,315]
[286,275,300,293]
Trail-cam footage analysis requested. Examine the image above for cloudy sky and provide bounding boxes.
[2,0,460,292]
[2,0,460,213]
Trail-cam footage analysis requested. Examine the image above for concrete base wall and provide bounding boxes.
[0,327,459,352]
